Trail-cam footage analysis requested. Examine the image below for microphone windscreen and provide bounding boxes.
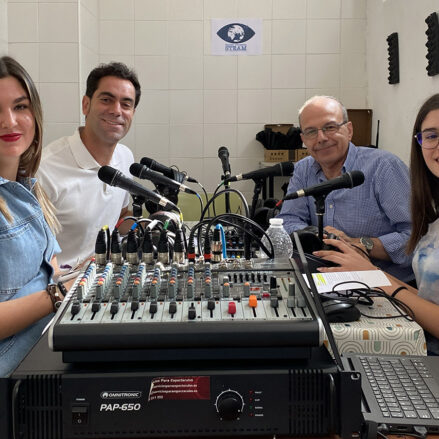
[218,146,229,158]
[129,162,143,177]
[140,157,152,167]
[280,161,294,175]
[351,170,365,186]
[97,165,116,185]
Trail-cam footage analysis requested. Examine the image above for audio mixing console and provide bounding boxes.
[1,257,363,439]
[50,257,322,363]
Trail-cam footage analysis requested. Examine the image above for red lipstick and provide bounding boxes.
[0,133,22,142]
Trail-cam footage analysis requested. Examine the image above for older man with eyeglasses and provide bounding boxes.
[277,95,414,283]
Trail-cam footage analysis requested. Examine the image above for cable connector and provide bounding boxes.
[110,228,123,265]
[157,229,170,265]
[187,235,196,262]
[376,424,388,434]
[142,229,155,265]
[94,229,107,265]
[211,227,222,263]
[413,426,428,439]
[203,232,212,262]
[173,228,185,264]
[126,229,139,264]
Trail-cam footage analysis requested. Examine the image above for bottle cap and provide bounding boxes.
[269,218,283,226]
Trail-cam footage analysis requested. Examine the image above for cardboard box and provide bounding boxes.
[293,148,309,161]
[264,148,308,163]
[264,149,290,162]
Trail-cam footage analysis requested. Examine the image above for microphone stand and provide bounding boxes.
[222,173,231,214]
[132,195,146,218]
[313,195,327,243]
[250,178,264,219]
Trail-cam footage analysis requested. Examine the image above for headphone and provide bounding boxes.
[252,198,280,230]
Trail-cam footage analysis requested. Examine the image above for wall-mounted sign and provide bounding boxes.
[211,18,262,55]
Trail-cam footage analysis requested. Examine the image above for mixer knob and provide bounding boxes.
[71,300,81,316]
[228,301,236,315]
[91,301,101,313]
[270,297,279,308]
[149,301,158,315]
[188,303,196,320]
[169,301,177,315]
[110,300,119,315]
[215,390,244,421]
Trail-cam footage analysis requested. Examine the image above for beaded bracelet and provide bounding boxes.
[45,283,63,312]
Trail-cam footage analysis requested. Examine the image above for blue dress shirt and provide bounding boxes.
[0,177,60,377]
[277,143,414,282]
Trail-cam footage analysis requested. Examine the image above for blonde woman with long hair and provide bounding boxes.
[0,56,63,376]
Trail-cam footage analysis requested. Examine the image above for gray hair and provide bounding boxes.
[298,95,348,127]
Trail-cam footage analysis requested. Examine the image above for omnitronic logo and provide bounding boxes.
[216,23,256,44]
[100,391,142,399]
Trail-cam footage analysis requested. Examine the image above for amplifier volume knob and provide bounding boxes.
[215,390,244,421]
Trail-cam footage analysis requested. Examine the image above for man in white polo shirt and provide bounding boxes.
[38,62,141,268]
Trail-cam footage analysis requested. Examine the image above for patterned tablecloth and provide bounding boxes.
[322,296,427,356]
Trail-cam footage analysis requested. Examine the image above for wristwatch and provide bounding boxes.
[46,283,63,312]
[360,237,374,254]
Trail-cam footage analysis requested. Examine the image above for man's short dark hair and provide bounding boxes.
[85,62,141,108]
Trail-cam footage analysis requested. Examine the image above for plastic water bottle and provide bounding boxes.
[259,218,294,259]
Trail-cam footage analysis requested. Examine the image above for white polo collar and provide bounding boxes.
[70,128,122,170]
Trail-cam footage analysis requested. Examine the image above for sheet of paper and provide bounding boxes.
[305,270,391,293]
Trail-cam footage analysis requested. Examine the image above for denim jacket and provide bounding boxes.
[0,177,60,377]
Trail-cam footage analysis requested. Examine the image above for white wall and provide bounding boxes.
[79,0,99,104]
[3,0,367,199]
[7,0,82,146]
[0,0,7,54]
[367,0,439,165]
[98,0,367,197]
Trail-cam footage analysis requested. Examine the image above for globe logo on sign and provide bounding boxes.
[217,23,256,43]
[228,25,245,42]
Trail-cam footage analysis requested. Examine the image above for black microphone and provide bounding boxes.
[218,146,231,177]
[225,161,294,182]
[129,163,197,195]
[283,170,365,201]
[140,157,198,183]
[98,166,179,212]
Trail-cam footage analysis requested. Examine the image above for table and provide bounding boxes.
[323,296,426,356]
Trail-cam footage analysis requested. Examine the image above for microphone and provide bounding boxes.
[282,170,365,201]
[218,146,231,177]
[140,157,198,183]
[129,163,197,195]
[225,161,294,182]
[97,165,179,212]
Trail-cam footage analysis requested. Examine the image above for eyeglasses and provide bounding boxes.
[415,130,439,149]
[301,121,348,139]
